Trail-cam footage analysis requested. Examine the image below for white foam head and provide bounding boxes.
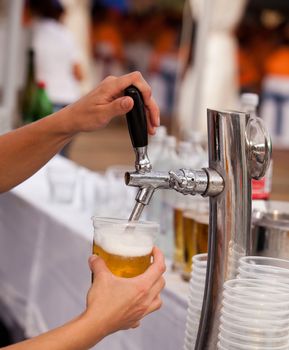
[94,228,154,257]
[92,217,158,257]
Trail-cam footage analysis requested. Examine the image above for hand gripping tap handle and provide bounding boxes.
[125,85,148,149]
[125,85,151,221]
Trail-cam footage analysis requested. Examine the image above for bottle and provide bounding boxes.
[148,126,167,166]
[172,141,194,270]
[157,135,179,259]
[21,49,38,123]
[240,93,273,213]
[146,126,167,221]
[33,81,53,121]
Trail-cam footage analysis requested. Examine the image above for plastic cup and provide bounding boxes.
[220,324,289,345]
[221,307,289,328]
[46,162,78,203]
[191,270,206,282]
[223,290,289,310]
[193,253,208,266]
[219,325,289,346]
[220,315,289,338]
[222,299,289,320]
[188,284,204,300]
[223,279,289,300]
[92,217,158,277]
[238,267,289,284]
[218,333,289,350]
[239,256,289,270]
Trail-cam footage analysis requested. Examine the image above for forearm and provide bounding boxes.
[3,313,105,350]
[0,108,74,193]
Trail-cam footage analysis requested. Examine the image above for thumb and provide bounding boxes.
[103,96,134,119]
[88,255,110,276]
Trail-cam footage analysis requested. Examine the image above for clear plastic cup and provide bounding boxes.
[192,253,208,266]
[187,305,202,319]
[92,217,158,277]
[46,161,78,203]
[220,315,289,338]
[189,283,204,299]
[190,277,205,289]
[239,256,289,270]
[223,290,289,310]
[191,270,206,282]
[222,299,289,320]
[221,307,289,328]
[186,320,199,336]
[217,341,228,349]
[238,267,289,284]
[223,279,289,300]
[219,325,289,346]
[218,333,289,350]
[184,336,196,350]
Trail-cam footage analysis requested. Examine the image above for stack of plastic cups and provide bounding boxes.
[184,253,207,350]
[218,256,289,349]
[238,256,289,283]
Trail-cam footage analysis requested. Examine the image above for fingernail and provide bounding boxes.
[121,96,131,109]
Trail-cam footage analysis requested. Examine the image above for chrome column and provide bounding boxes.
[195,109,271,349]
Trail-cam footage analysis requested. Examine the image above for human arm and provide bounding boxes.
[0,71,159,193]
[3,247,165,350]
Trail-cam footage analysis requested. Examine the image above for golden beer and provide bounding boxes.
[172,207,185,270]
[92,217,158,278]
[93,242,152,278]
[182,210,208,281]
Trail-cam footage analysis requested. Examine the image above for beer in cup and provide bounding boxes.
[182,209,209,281]
[92,217,158,278]
[173,207,185,271]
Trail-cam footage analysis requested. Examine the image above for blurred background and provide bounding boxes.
[0,0,288,199]
[0,0,289,348]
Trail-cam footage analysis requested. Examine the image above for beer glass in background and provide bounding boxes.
[173,204,186,271]
[182,208,209,281]
[172,195,196,271]
[92,217,158,278]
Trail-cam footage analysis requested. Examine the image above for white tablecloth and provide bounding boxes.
[0,156,189,349]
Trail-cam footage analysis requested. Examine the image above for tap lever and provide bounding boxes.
[125,85,148,148]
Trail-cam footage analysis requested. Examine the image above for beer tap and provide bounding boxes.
[125,87,272,349]
[125,86,224,222]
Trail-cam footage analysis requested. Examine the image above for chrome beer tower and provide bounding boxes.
[124,86,271,349]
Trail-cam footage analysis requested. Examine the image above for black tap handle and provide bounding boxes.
[125,85,148,148]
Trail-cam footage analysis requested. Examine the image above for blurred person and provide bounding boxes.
[90,5,125,83]
[28,0,83,111]
[27,0,84,156]
[261,21,289,147]
[0,71,165,349]
[236,36,260,94]
[148,15,180,119]
[123,13,152,76]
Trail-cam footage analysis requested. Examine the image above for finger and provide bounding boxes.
[131,321,140,329]
[104,72,160,127]
[144,295,163,316]
[147,96,160,128]
[97,96,134,123]
[134,247,166,287]
[148,276,165,303]
[145,106,157,135]
[88,255,110,278]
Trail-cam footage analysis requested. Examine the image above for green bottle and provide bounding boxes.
[21,49,38,123]
[33,81,53,121]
